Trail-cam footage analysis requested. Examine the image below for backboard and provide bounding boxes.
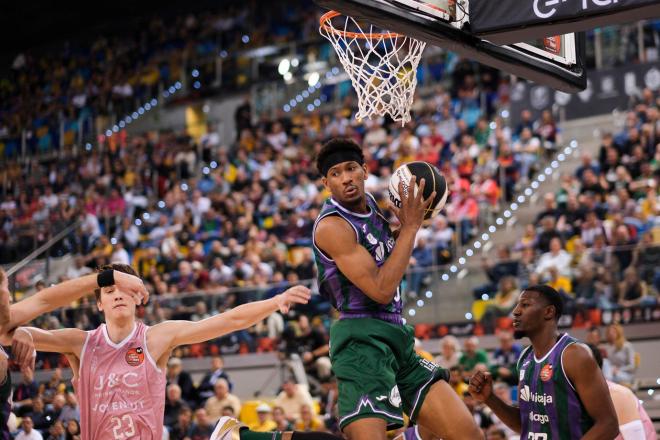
[315,0,587,93]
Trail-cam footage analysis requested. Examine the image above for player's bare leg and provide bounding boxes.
[343,417,389,440]
[416,381,484,440]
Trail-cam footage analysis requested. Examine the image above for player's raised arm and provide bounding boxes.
[1,269,148,336]
[315,177,434,305]
[562,343,619,440]
[148,285,310,357]
[10,327,86,357]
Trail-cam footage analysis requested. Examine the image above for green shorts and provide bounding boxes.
[329,318,449,431]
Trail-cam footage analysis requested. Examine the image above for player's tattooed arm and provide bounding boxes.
[563,343,619,440]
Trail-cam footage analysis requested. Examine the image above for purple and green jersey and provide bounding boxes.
[313,194,403,325]
[517,333,594,440]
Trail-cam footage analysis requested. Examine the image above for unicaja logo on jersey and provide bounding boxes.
[520,386,553,405]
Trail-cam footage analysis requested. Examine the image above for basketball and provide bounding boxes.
[388,161,449,219]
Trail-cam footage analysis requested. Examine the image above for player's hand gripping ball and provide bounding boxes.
[389,161,449,220]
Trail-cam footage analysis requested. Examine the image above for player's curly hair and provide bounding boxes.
[94,263,139,301]
[315,138,364,176]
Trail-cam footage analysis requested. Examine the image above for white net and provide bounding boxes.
[319,11,426,125]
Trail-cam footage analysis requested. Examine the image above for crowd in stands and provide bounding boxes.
[0,0,318,157]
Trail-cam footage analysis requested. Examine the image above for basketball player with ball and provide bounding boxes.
[1,265,343,440]
[313,138,482,440]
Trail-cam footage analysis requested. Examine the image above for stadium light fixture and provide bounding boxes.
[425,291,433,299]
[417,299,424,307]
[278,59,290,75]
[308,72,321,87]
[474,241,482,249]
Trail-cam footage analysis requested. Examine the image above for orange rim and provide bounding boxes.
[320,10,402,39]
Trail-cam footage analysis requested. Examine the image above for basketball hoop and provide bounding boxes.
[319,10,426,125]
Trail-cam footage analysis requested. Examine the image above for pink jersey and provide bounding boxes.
[609,381,657,440]
[73,321,166,440]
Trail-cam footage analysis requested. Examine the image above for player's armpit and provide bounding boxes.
[315,216,397,304]
[562,343,619,440]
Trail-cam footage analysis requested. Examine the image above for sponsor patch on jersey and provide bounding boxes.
[125,347,145,367]
[540,364,553,382]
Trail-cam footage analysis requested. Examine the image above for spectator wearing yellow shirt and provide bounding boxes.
[294,404,325,432]
[448,366,469,397]
[547,266,572,296]
[250,404,278,432]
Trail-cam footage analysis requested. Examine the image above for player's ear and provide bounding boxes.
[543,304,555,321]
[362,163,368,179]
[321,176,328,188]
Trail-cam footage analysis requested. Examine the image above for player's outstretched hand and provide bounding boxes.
[389,176,436,232]
[276,285,311,314]
[12,328,36,373]
[468,370,493,403]
[114,270,150,305]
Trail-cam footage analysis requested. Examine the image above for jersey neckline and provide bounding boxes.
[330,197,372,218]
[533,333,568,363]
[102,322,138,349]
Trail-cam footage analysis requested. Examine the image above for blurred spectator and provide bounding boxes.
[435,335,462,369]
[169,406,193,440]
[618,266,656,308]
[273,379,314,422]
[65,420,80,440]
[250,403,277,432]
[478,276,520,333]
[190,408,214,439]
[28,397,51,431]
[458,337,489,380]
[164,384,187,428]
[15,417,43,440]
[197,356,233,402]
[14,369,38,412]
[448,366,469,396]
[489,332,521,386]
[294,403,325,432]
[281,315,331,386]
[272,406,293,431]
[204,378,241,423]
[45,420,65,440]
[605,324,637,384]
[414,338,434,362]
[473,246,519,299]
[58,392,80,424]
[535,237,571,277]
[167,357,196,405]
